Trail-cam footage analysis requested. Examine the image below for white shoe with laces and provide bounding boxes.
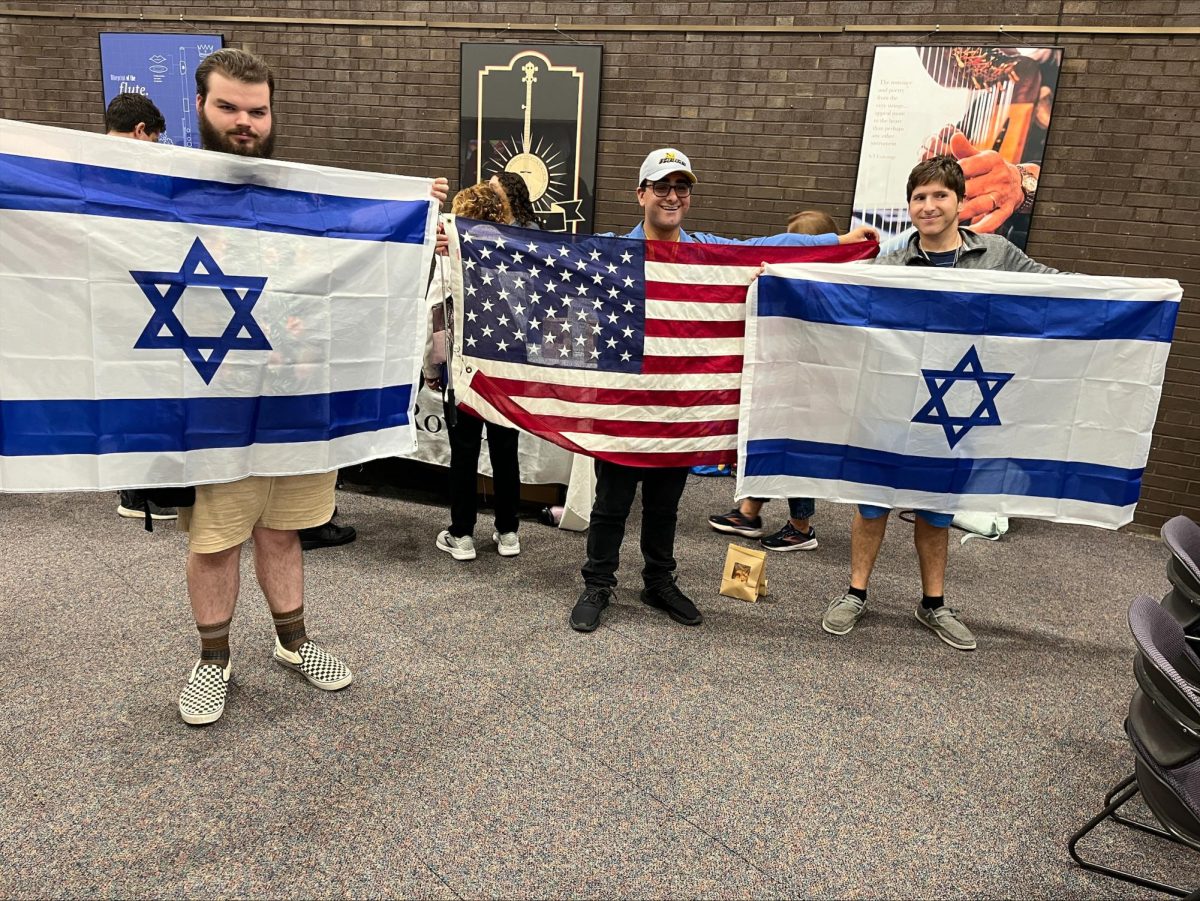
[493,530,521,557]
[436,529,476,560]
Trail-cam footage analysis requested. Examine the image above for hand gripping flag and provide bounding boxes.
[446,218,876,468]
[736,262,1182,528]
[0,119,438,491]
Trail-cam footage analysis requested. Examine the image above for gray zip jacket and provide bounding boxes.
[872,227,1061,274]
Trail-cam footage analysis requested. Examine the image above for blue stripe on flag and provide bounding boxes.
[0,152,429,244]
[0,385,412,456]
[744,438,1142,509]
[756,275,1177,343]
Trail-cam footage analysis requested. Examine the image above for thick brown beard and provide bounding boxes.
[198,104,276,159]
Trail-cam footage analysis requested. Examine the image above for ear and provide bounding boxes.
[132,122,148,139]
[636,188,648,210]
[195,93,203,116]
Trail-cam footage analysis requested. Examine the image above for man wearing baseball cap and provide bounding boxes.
[570,148,878,633]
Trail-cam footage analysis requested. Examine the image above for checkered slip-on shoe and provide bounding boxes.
[272,639,353,691]
[178,660,231,726]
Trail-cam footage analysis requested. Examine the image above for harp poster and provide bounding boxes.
[851,46,1062,252]
[460,43,601,234]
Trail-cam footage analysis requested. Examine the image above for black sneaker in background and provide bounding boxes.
[640,578,703,626]
[299,521,357,550]
[570,586,612,633]
[117,490,177,520]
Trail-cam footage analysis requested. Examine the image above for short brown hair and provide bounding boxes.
[907,155,966,201]
[452,183,507,223]
[787,210,838,236]
[105,94,166,136]
[195,49,274,102]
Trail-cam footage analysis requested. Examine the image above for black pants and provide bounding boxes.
[581,460,689,591]
[447,410,520,538]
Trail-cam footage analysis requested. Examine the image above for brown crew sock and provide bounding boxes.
[198,616,232,667]
[272,606,308,652]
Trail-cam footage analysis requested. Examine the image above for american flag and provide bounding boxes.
[451,218,877,467]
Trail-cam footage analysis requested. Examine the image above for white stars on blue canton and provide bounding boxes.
[459,221,645,371]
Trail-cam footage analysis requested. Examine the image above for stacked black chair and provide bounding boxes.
[1069,593,1200,896]
[1162,515,1200,639]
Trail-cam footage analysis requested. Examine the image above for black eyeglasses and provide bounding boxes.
[642,180,693,198]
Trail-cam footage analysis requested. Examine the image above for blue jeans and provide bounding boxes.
[750,497,815,520]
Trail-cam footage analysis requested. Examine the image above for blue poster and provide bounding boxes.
[100,33,224,148]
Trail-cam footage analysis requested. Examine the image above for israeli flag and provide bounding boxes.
[737,263,1182,529]
[0,119,437,492]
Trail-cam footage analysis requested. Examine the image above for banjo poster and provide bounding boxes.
[851,46,1062,252]
[460,43,601,235]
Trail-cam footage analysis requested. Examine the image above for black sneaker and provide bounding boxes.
[117,490,177,520]
[640,578,703,626]
[570,586,612,633]
[760,522,818,552]
[299,521,357,550]
[707,507,765,538]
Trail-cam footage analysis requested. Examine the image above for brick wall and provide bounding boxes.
[2,1,1197,529]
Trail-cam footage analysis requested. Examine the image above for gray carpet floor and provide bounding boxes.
[1,474,1197,899]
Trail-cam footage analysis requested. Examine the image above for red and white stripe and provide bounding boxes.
[459,240,876,468]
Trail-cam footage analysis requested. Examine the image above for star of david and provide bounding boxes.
[130,237,271,384]
[911,345,1013,449]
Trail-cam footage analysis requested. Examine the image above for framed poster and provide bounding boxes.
[460,43,601,234]
[100,33,224,148]
[851,46,1062,252]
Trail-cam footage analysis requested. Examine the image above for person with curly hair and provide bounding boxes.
[425,182,523,561]
[489,171,542,229]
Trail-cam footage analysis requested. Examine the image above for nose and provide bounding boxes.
[233,109,253,128]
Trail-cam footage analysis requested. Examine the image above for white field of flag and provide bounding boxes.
[0,119,438,492]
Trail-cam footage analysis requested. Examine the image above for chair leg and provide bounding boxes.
[1105,772,1178,840]
[1070,776,1196,897]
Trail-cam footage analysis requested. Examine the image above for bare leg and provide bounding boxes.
[187,544,242,624]
[914,518,949,596]
[739,498,765,517]
[850,511,888,591]
[251,526,304,615]
[788,516,812,532]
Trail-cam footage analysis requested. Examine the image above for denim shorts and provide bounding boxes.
[857,504,953,529]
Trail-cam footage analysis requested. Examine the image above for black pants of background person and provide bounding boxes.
[447,410,520,538]
[581,460,689,590]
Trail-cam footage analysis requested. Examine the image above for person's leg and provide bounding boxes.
[257,472,355,684]
[822,505,888,636]
[485,421,521,536]
[639,467,701,625]
[581,460,639,590]
[912,511,975,650]
[741,498,766,517]
[187,544,242,630]
[786,497,815,532]
[850,507,889,592]
[252,526,304,617]
[446,412,485,538]
[180,543,242,724]
[913,516,949,599]
[639,467,690,589]
[573,460,639,632]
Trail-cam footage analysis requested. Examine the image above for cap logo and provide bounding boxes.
[659,152,678,163]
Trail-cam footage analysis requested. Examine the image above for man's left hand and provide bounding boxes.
[430,177,449,204]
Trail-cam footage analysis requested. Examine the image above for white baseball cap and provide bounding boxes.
[638,148,698,186]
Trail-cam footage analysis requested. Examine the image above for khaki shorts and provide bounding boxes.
[179,471,337,554]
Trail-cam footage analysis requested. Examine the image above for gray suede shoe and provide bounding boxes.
[915,604,977,651]
[822,592,867,636]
